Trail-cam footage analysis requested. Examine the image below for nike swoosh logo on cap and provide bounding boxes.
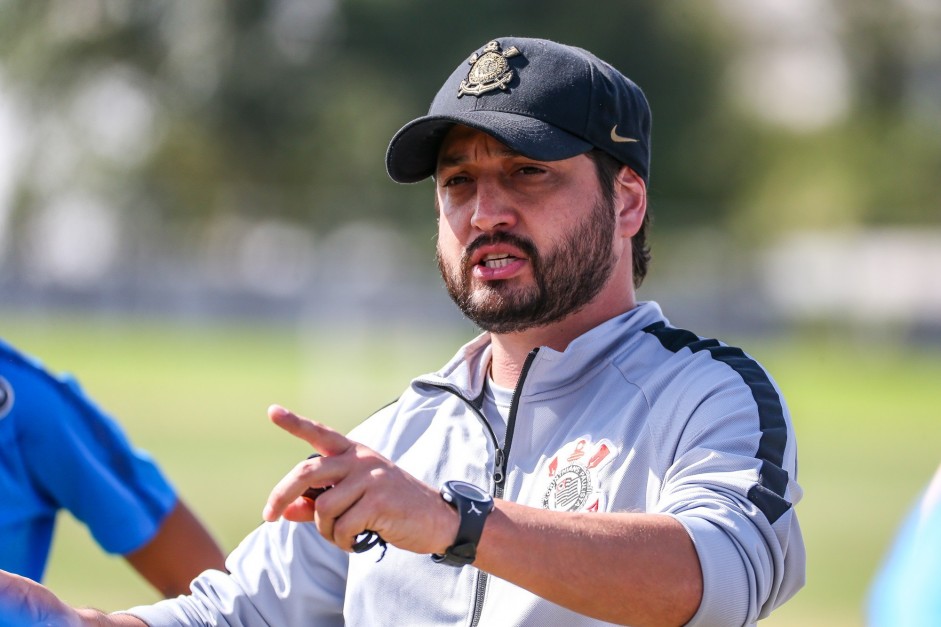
[610,125,638,143]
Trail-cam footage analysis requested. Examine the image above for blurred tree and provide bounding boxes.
[725,0,941,240]
[0,0,730,238]
[0,0,937,257]
[834,0,941,225]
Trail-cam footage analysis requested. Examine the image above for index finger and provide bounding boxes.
[267,405,352,457]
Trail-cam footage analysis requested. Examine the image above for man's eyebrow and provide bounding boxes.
[437,147,525,169]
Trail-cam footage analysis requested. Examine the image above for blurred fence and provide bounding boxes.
[3,209,940,344]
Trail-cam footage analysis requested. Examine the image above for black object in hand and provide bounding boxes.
[301,453,387,559]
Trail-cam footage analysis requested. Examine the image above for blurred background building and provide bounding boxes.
[1,0,939,339]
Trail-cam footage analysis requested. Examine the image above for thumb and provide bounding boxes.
[268,404,351,457]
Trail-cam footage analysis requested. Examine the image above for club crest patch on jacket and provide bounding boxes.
[542,436,618,512]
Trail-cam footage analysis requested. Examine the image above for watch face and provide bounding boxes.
[449,480,489,501]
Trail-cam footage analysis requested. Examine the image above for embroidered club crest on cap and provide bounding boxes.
[459,40,521,97]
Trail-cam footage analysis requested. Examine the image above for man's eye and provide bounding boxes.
[517,166,545,176]
[442,175,470,187]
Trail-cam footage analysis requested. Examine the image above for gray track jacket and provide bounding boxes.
[126,302,805,626]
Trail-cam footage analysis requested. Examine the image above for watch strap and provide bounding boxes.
[432,481,494,566]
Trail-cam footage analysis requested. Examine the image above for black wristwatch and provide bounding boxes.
[431,480,494,567]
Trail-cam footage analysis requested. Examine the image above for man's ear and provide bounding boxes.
[615,166,647,238]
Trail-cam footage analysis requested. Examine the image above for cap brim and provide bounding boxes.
[386,110,594,184]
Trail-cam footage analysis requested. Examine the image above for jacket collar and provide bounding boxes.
[417,302,668,400]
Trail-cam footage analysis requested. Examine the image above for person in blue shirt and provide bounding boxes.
[0,338,226,597]
[868,463,941,626]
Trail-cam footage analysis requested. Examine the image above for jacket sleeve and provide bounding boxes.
[650,354,805,626]
[120,520,348,626]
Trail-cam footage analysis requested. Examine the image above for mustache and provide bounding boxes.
[462,232,539,268]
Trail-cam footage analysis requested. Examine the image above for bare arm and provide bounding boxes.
[76,609,148,626]
[0,569,146,626]
[475,502,702,627]
[124,499,227,597]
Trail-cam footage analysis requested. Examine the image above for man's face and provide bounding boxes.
[434,126,617,334]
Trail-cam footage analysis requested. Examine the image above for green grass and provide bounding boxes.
[2,313,940,623]
[752,338,941,626]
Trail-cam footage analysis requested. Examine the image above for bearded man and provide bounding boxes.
[0,36,805,627]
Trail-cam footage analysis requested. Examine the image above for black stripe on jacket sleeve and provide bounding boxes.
[644,321,792,524]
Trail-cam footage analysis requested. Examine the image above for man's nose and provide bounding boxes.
[470,177,517,232]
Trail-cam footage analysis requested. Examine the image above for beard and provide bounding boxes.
[436,197,617,334]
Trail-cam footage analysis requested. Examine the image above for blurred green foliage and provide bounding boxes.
[1,0,937,246]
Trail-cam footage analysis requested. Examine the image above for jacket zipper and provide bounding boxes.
[432,348,540,627]
[494,347,539,497]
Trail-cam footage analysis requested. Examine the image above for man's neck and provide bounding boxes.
[488,301,635,389]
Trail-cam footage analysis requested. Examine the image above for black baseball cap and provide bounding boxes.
[385,36,651,184]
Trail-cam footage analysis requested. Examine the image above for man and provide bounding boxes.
[0,36,804,626]
[0,338,226,598]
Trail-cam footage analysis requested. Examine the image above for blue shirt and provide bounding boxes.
[0,339,177,582]
[868,477,941,626]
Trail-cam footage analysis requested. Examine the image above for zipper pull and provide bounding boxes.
[494,448,506,486]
